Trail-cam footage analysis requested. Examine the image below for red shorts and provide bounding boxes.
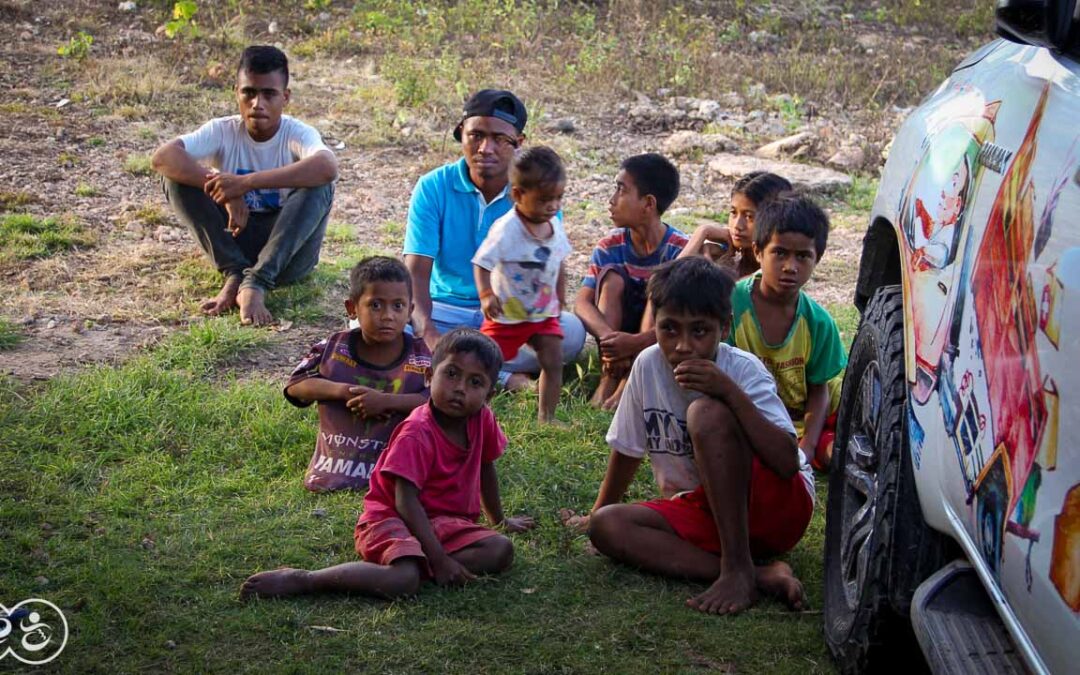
[354,515,499,577]
[804,411,838,472]
[640,457,814,558]
[480,316,563,361]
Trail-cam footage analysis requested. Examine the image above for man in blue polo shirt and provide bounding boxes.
[403,89,586,386]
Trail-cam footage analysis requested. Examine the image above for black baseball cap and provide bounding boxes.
[453,89,527,141]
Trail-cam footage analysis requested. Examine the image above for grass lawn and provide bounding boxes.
[1,314,840,673]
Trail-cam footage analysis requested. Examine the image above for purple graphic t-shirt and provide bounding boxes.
[285,330,431,492]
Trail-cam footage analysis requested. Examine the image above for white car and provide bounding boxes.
[822,2,1080,673]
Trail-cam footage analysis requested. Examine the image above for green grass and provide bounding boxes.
[826,302,862,352]
[0,189,36,211]
[0,321,836,673]
[123,153,154,176]
[0,213,94,264]
[0,318,24,350]
[74,182,100,197]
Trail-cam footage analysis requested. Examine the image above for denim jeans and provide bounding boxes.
[162,177,333,292]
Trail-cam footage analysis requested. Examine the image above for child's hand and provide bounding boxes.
[431,554,477,587]
[480,293,503,320]
[673,359,732,398]
[599,331,639,362]
[502,515,536,533]
[346,386,392,420]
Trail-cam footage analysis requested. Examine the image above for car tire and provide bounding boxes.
[823,285,951,673]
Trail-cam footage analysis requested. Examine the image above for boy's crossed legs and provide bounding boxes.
[241,524,514,600]
[589,397,810,614]
[590,270,648,410]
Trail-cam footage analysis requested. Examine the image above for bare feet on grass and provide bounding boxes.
[201,275,241,316]
[240,568,314,599]
[755,561,807,611]
[238,286,273,326]
[686,567,757,615]
[589,374,617,409]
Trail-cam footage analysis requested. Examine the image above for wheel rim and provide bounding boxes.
[839,360,883,610]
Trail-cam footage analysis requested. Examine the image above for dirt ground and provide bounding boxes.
[0,1,980,381]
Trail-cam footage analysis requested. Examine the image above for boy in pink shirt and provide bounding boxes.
[241,329,534,598]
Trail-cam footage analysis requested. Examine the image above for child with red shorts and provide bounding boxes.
[473,146,571,423]
[241,329,534,600]
[584,257,814,616]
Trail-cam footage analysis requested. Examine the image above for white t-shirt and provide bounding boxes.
[178,115,331,212]
[606,343,814,501]
[471,209,572,323]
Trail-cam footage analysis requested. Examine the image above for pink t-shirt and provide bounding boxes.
[359,402,507,525]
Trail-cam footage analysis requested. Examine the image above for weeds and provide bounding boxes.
[0,319,24,350]
[57,31,93,60]
[123,154,154,176]
[75,183,100,197]
[165,1,200,40]
[0,190,36,211]
[0,213,94,264]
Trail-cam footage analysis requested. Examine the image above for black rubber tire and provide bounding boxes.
[822,286,950,673]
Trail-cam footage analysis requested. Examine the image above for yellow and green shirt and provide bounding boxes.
[726,273,846,436]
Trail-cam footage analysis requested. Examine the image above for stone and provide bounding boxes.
[661,130,739,157]
[268,20,279,34]
[707,153,852,194]
[697,99,721,120]
[827,145,866,171]
[312,508,327,518]
[165,640,177,650]
[754,131,816,160]
[118,1,137,10]
[544,117,576,134]
[46,319,57,329]
[35,576,49,587]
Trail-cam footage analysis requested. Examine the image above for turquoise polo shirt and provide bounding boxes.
[403,158,513,307]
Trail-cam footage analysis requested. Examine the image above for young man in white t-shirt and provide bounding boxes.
[585,256,815,615]
[152,45,338,325]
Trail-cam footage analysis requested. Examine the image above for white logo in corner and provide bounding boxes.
[0,599,69,665]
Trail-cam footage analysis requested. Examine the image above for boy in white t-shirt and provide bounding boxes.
[585,256,814,615]
[152,45,338,326]
[473,146,571,423]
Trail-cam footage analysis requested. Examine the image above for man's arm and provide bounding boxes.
[591,450,643,512]
[799,382,831,455]
[204,150,338,203]
[151,139,210,188]
[405,254,440,351]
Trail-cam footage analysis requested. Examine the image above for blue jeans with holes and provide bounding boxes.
[162,177,333,292]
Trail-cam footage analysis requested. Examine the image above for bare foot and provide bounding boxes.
[687,568,758,615]
[201,275,241,316]
[503,372,531,393]
[240,568,314,600]
[589,373,617,409]
[755,561,807,611]
[237,286,273,326]
[600,379,627,411]
[539,416,568,427]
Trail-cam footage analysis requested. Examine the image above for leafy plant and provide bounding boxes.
[0,319,23,351]
[165,1,200,40]
[57,32,93,60]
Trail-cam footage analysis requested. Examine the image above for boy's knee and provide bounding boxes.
[383,560,422,598]
[588,505,622,548]
[488,534,515,572]
[597,269,626,299]
[686,397,737,439]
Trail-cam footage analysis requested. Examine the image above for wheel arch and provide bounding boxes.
[854,216,903,314]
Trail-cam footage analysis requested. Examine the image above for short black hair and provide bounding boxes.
[620,153,680,215]
[510,146,566,191]
[732,171,792,206]
[348,256,412,300]
[237,45,289,87]
[431,328,503,386]
[753,192,830,260]
[647,256,734,322]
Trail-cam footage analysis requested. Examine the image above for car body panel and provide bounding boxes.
[868,38,1080,674]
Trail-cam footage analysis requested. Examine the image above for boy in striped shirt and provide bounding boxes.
[574,153,688,410]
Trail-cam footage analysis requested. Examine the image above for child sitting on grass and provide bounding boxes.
[678,171,791,277]
[573,153,688,411]
[726,193,846,471]
[473,146,572,424]
[242,329,534,600]
[586,257,813,615]
[284,256,431,492]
